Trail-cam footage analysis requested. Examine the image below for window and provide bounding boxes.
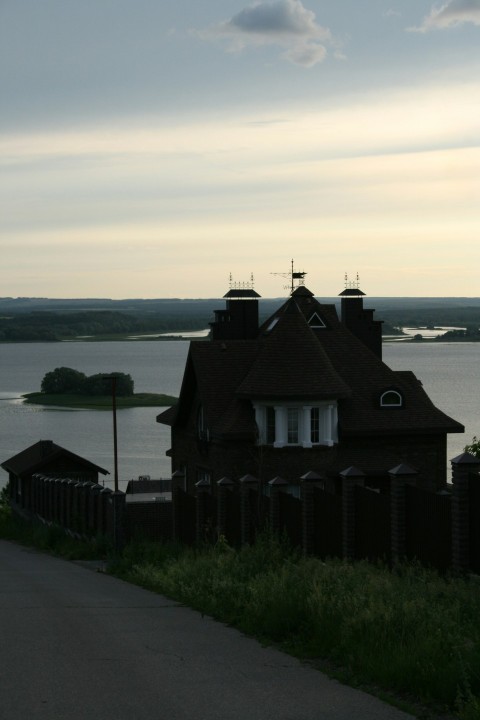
[253,402,338,448]
[197,405,209,439]
[266,406,276,444]
[380,390,402,407]
[311,407,320,443]
[287,408,299,444]
[308,312,326,329]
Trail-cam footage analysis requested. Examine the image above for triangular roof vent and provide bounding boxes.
[308,312,326,329]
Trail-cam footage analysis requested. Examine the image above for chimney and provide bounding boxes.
[339,285,383,359]
[210,287,260,340]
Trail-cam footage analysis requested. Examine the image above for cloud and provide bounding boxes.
[383,9,401,18]
[411,0,480,32]
[196,0,335,67]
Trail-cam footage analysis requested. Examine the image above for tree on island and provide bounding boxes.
[41,367,134,396]
[465,436,480,459]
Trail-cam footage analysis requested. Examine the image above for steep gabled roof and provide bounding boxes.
[157,340,260,438]
[268,289,464,435]
[1,440,109,476]
[237,302,351,400]
[158,284,463,440]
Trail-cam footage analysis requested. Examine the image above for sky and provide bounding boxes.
[1,0,479,299]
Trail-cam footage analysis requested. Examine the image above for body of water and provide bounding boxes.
[0,340,478,491]
[0,341,189,491]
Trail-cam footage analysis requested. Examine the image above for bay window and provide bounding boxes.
[254,402,338,448]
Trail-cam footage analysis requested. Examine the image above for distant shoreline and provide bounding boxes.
[22,392,178,410]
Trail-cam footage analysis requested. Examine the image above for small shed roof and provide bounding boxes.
[1,440,109,476]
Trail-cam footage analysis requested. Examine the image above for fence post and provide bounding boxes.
[451,452,480,575]
[195,479,211,544]
[100,487,112,536]
[171,470,185,542]
[340,466,365,561]
[239,474,258,546]
[216,477,234,539]
[111,491,126,553]
[30,474,38,515]
[268,476,288,534]
[300,471,325,555]
[388,464,418,565]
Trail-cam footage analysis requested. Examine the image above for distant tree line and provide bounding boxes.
[379,307,480,330]
[0,310,209,342]
[1,300,480,342]
[41,367,134,396]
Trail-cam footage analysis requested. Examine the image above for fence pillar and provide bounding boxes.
[451,452,480,575]
[65,479,75,530]
[58,479,67,527]
[389,464,418,565]
[216,477,234,539]
[100,487,112,536]
[340,466,365,561]
[171,470,186,542]
[195,479,211,544]
[300,471,325,555]
[239,474,258,546]
[268,476,288,533]
[111,491,126,552]
[31,474,38,515]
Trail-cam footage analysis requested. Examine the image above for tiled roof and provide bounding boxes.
[1,440,109,476]
[237,303,351,400]
[158,286,464,438]
[190,341,259,438]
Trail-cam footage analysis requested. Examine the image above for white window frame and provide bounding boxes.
[380,390,403,407]
[253,402,338,448]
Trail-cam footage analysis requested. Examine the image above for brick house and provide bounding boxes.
[157,281,463,493]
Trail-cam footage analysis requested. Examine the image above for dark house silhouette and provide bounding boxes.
[2,440,109,508]
[157,280,464,493]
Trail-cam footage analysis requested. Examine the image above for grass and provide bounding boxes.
[110,533,480,718]
[22,391,177,409]
[1,496,480,718]
[0,499,111,560]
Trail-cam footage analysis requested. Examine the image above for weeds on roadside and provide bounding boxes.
[109,531,480,715]
[3,501,480,717]
[0,499,111,560]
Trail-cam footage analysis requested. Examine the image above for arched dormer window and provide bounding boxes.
[380,390,403,407]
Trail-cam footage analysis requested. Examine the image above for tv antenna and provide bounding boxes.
[228,272,255,290]
[344,272,361,290]
[271,259,307,295]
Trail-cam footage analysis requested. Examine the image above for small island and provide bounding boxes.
[22,367,177,410]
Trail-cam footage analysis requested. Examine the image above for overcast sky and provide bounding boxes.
[1,0,479,299]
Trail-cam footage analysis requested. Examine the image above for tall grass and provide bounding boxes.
[2,495,480,717]
[112,532,480,715]
[0,498,111,560]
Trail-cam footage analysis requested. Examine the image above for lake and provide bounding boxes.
[0,340,478,491]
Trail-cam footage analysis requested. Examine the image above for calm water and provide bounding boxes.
[0,340,478,490]
[0,341,189,491]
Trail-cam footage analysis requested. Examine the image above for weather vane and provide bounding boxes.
[271,259,307,295]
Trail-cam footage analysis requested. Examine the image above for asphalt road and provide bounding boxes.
[0,540,414,720]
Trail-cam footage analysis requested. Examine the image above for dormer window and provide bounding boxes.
[380,390,403,407]
[308,312,326,329]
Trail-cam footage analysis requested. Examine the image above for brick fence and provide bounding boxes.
[10,452,480,573]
